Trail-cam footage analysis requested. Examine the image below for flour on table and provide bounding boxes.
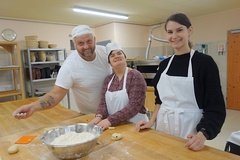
[51,132,95,145]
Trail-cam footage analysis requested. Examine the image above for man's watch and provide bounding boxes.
[199,128,209,139]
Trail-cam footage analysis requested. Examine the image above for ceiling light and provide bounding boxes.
[73,7,128,19]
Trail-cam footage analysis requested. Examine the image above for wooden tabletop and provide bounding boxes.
[0,99,239,160]
[0,98,81,137]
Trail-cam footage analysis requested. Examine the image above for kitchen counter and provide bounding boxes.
[0,98,239,160]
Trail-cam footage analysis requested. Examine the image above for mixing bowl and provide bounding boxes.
[41,123,102,159]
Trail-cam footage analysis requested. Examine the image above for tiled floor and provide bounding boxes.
[205,109,240,151]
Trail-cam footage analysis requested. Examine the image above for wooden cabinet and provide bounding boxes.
[0,41,25,100]
[145,86,155,113]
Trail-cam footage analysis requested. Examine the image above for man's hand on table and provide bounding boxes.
[12,104,36,119]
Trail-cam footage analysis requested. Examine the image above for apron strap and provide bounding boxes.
[163,108,184,136]
[107,75,115,89]
[107,67,128,90]
[188,49,195,77]
[122,67,128,89]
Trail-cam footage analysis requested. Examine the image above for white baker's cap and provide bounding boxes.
[106,42,122,55]
[72,25,93,39]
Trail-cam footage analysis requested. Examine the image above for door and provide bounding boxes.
[227,30,240,110]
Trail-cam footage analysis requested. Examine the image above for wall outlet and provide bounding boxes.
[5,85,13,91]
[0,84,19,91]
[0,85,13,91]
[0,86,5,91]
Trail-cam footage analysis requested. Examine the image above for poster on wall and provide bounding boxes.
[218,43,226,55]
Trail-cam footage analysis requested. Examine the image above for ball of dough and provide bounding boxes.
[8,144,19,154]
[111,133,122,141]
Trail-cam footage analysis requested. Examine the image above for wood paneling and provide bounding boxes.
[227,31,240,110]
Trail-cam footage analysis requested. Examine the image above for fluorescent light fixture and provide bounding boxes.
[73,6,128,19]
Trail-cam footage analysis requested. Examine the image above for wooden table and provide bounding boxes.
[0,98,81,137]
[0,99,239,160]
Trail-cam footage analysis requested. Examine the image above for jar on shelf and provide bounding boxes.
[46,52,54,61]
[30,52,36,62]
[37,51,46,62]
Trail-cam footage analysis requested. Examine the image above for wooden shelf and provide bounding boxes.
[0,90,22,98]
[0,41,25,100]
[0,66,20,71]
[0,41,18,53]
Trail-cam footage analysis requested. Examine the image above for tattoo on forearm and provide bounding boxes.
[40,96,55,109]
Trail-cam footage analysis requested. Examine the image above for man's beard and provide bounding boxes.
[81,51,94,58]
[79,47,95,60]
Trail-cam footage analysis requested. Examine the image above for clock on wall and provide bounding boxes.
[1,29,17,41]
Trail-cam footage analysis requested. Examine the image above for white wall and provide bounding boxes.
[189,8,240,103]
[1,7,240,107]
[0,19,74,49]
[94,23,115,42]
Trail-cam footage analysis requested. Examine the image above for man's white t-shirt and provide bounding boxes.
[55,45,112,114]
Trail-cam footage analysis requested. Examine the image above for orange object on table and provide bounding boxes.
[15,136,37,144]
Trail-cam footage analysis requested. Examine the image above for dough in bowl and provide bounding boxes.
[51,132,95,145]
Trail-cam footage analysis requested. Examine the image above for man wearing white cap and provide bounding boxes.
[90,42,149,130]
[13,25,112,119]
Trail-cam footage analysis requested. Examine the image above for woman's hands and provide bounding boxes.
[185,132,206,151]
[89,117,111,130]
[97,119,111,130]
[89,117,102,125]
[135,118,206,151]
[135,120,153,132]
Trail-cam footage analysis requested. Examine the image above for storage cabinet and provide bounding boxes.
[0,41,25,100]
[145,86,155,113]
[22,48,66,97]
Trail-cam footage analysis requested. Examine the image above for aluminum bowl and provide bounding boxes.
[41,123,102,159]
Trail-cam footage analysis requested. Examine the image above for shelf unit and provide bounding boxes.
[0,41,25,100]
[22,48,66,97]
[22,48,70,109]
